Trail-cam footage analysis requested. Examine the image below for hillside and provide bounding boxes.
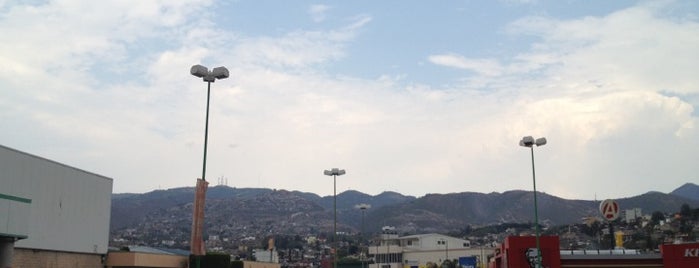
[110,184,699,246]
[670,183,699,201]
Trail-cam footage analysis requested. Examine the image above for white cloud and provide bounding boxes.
[309,4,331,23]
[0,1,697,200]
[419,2,699,198]
[229,15,369,69]
[429,54,504,76]
[507,3,699,95]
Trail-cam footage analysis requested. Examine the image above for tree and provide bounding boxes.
[425,262,439,268]
[650,211,665,227]
[679,204,694,240]
[680,204,691,218]
[441,259,457,268]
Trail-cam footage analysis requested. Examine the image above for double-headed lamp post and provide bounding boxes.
[324,168,346,268]
[519,136,547,268]
[189,64,229,268]
[190,64,229,182]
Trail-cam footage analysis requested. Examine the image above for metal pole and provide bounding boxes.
[386,241,389,267]
[334,174,337,268]
[195,81,212,268]
[202,81,211,182]
[361,209,365,268]
[445,240,448,261]
[480,247,484,268]
[361,209,365,240]
[609,223,614,249]
[376,243,379,267]
[531,147,542,268]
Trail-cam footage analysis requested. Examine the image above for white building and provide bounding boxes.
[0,145,113,267]
[624,208,642,223]
[369,227,493,268]
[253,248,279,263]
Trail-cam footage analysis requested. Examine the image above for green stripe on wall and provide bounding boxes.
[0,232,28,239]
[0,193,32,204]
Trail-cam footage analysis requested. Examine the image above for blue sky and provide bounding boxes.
[1,0,698,200]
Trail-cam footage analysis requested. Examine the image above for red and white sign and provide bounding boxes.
[599,199,619,221]
[661,242,699,267]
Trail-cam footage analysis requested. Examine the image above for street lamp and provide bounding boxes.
[355,203,371,268]
[519,136,547,268]
[355,203,371,238]
[190,64,229,182]
[189,64,229,268]
[324,168,346,268]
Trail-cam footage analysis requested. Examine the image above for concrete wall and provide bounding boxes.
[243,260,281,268]
[12,248,103,268]
[0,145,113,254]
[105,252,188,268]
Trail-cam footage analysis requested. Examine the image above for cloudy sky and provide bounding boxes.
[1,0,697,200]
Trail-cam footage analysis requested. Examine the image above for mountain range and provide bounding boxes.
[111,183,699,237]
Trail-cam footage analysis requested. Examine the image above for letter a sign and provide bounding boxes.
[599,199,620,221]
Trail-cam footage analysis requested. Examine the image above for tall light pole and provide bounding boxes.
[519,136,547,268]
[355,204,371,239]
[191,64,229,182]
[324,168,346,268]
[190,64,229,268]
[355,203,371,268]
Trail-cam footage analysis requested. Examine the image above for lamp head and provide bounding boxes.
[355,203,371,210]
[191,64,229,82]
[519,136,535,147]
[324,168,346,176]
[211,66,229,79]
[520,136,547,147]
[535,137,547,146]
[190,64,208,78]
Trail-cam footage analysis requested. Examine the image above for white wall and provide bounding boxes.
[0,145,113,254]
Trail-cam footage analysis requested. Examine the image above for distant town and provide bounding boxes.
[3,145,698,267]
[108,184,699,267]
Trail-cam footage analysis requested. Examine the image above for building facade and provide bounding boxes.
[369,227,493,268]
[0,145,113,268]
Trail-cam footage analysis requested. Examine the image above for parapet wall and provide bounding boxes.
[12,248,103,268]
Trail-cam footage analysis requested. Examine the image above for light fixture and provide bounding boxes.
[519,136,547,268]
[324,168,346,268]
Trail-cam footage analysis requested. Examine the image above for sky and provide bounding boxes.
[1,0,698,200]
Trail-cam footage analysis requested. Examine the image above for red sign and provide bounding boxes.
[661,243,699,267]
[599,199,619,221]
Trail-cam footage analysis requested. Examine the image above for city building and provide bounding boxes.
[624,208,643,223]
[369,227,492,268]
[0,145,113,267]
[254,248,279,263]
